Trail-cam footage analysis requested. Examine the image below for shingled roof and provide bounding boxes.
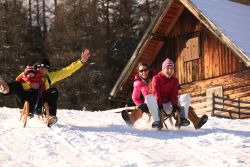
[110,0,250,97]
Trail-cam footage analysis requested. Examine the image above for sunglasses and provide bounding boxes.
[139,68,149,73]
[37,64,50,69]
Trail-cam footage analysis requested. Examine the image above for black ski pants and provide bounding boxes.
[43,87,58,116]
[7,81,36,109]
[6,81,58,116]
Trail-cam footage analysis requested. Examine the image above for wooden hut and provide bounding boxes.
[110,0,250,115]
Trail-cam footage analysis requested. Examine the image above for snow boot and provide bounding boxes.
[121,109,143,126]
[152,120,162,129]
[175,118,190,127]
[195,115,208,129]
[188,107,208,129]
[0,76,9,94]
[48,116,58,127]
[121,110,132,126]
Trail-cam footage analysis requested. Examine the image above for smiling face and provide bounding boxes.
[162,65,174,78]
[26,72,35,78]
[37,66,49,76]
[138,65,149,79]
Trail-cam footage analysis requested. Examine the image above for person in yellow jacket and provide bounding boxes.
[0,49,91,126]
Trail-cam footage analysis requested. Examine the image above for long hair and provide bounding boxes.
[137,62,154,82]
[137,62,150,71]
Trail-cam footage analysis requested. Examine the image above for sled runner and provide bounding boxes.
[159,108,181,130]
[145,94,181,130]
[20,101,29,127]
[20,101,52,128]
[121,94,182,130]
[121,107,181,130]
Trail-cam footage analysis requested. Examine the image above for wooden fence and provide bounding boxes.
[211,94,250,119]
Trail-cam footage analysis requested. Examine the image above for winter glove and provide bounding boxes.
[172,106,179,113]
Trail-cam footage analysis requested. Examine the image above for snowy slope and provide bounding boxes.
[0,107,250,167]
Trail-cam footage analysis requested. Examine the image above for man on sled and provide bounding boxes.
[0,49,91,127]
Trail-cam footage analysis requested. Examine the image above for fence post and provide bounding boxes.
[238,98,241,119]
[211,93,215,117]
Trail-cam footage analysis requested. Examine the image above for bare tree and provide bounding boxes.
[54,0,57,14]
[145,0,152,23]
[28,0,32,26]
[35,0,40,26]
[42,0,47,37]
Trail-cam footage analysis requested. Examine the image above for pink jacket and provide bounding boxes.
[152,72,180,107]
[132,70,156,106]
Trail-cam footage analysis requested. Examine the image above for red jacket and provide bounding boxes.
[132,70,157,106]
[152,72,180,107]
[16,72,46,92]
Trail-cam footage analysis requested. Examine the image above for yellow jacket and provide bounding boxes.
[19,60,84,90]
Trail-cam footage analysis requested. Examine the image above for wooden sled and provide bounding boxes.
[20,101,29,127]
[144,94,181,131]
[121,107,181,131]
[20,101,50,128]
[159,109,181,130]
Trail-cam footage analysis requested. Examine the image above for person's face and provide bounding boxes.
[26,72,35,78]
[37,66,48,76]
[162,65,174,78]
[138,65,149,79]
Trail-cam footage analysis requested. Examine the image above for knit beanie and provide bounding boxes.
[24,66,36,76]
[39,58,50,69]
[162,58,174,70]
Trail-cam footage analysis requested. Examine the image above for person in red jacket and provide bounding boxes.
[16,66,46,115]
[122,60,208,129]
[16,66,46,92]
[121,62,157,126]
[151,58,190,128]
[151,58,208,129]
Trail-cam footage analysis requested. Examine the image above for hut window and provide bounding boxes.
[206,86,223,98]
[183,37,199,62]
[206,86,223,108]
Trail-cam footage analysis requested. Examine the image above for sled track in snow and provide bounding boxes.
[49,125,97,164]
[0,142,13,157]
[167,132,250,167]
[172,140,224,167]
[0,132,37,166]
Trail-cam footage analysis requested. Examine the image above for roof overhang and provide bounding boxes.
[110,0,250,98]
[110,0,185,97]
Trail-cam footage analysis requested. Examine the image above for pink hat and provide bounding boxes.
[162,58,174,70]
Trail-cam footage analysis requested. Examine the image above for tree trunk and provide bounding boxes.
[146,0,151,23]
[36,0,40,26]
[54,0,57,14]
[42,0,47,38]
[105,0,110,56]
[28,0,32,26]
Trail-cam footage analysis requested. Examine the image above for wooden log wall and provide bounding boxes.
[115,6,249,103]
[154,8,247,85]
[181,68,250,100]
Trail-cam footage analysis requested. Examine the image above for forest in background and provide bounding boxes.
[0,0,249,110]
[0,0,165,110]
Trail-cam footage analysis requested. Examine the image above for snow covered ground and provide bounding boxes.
[0,107,250,167]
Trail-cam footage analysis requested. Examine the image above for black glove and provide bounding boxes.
[172,106,179,113]
[172,106,180,120]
